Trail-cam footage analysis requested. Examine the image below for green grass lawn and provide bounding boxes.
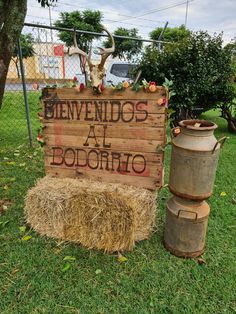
[0,94,236,314]
[0,91,41,147]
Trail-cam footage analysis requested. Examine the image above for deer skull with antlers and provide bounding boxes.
[69,27,115,91]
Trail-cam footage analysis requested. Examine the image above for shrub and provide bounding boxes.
[138,31,236,129]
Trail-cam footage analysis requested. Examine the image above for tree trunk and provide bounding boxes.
[79,54,88,85]
[221,106,236,133]
[171,107,193,127]
[0,0,27,108]
[12,57,20,78]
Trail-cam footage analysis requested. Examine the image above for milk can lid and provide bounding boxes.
[179,119,217,131]
[166,196,210,220]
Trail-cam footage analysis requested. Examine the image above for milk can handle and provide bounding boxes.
[177,209,198,220]
[212,136,227,154]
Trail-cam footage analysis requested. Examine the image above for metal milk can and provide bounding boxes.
[164,196,210,258]
[169,120,226,200]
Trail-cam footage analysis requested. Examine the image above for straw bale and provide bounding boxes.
[25,176,157,252]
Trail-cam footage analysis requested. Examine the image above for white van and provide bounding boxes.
[104,61,136,85]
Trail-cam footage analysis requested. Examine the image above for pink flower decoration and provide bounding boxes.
[162,97,168,108]
[80,83,85,90]
[37,134,44,143]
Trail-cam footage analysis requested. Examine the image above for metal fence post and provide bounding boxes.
[17,38,33,147]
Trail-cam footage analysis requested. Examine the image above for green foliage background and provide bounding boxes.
[103,27,143,62]
[54,10,103,52]
[150,25,190,42]
[138,31,235,124]
[12,34,34,59]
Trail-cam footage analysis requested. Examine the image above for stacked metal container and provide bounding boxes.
[164,120,226,257]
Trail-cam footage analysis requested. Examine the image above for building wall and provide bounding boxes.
[6,42,118,82]
[7,42,64,80]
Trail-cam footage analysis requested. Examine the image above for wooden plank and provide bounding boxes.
[42,113,166,127]
[44,134,164,153]
[41,87,166,190]
[45,165,163,190]
[44,156,163,178]
[44,123,166,141]
[42,87,167,101]
[41,99,166,115]
[44,146,164,164]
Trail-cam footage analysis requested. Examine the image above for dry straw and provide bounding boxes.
[25,176,157,252]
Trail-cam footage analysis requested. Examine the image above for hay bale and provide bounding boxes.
[25,176,157,252]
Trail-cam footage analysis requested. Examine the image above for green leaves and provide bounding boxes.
[220,191,227,197]
[156,144,167,153]
[150,25,190,43]
[63,256,76,262]
[95,269,102,275]
[139,30,236,124]
[5,161,16,166]
[61,256,76,272]
[62,263,71,272]
[117,254,128,263]
[13,34,34,59]
[131,83,141,92]
[19,225,32,241]
[114,82,124,91]
[163,77,173,88]
[21,235,32,241]
[19,226,26,233]
[13,150,20,157]
[103,27,143,62]
[0,220,10,228]
[37,0,58,8]
[54,10,103,52]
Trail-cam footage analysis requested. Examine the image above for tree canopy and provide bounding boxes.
[150,25,190,43]
[37,0,57,7]
[138,31,236,130]
[12,34,34,59]
[54,10,103,52]
[12,33,34,78]
[54,9,103,81]
[0,0,57,108]
[103,27,143,61]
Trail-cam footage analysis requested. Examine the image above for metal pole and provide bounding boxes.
[17,38,33,147]
[48,5,53,43]
[185,0,189,27]
[158,21,169,50]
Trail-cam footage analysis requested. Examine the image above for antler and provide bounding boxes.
[97,27,115,70]
[68,32,92,67]
[68,27,115,88]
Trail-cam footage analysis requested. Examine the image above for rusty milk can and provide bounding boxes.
[164,196,210,258]
[169,120,226,200]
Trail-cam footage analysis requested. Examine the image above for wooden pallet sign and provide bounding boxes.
[41,87,167,190]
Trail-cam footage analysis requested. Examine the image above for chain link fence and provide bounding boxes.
[0,23,160,148]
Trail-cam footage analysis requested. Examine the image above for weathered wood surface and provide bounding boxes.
[45,166,162,190]
[42,114,166,127]
[45,134,163,153]
[44,124,165,141]
[44,155,163,177]
[44,146,163,164]
[42,86,167,100]
[41,87,167,190]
